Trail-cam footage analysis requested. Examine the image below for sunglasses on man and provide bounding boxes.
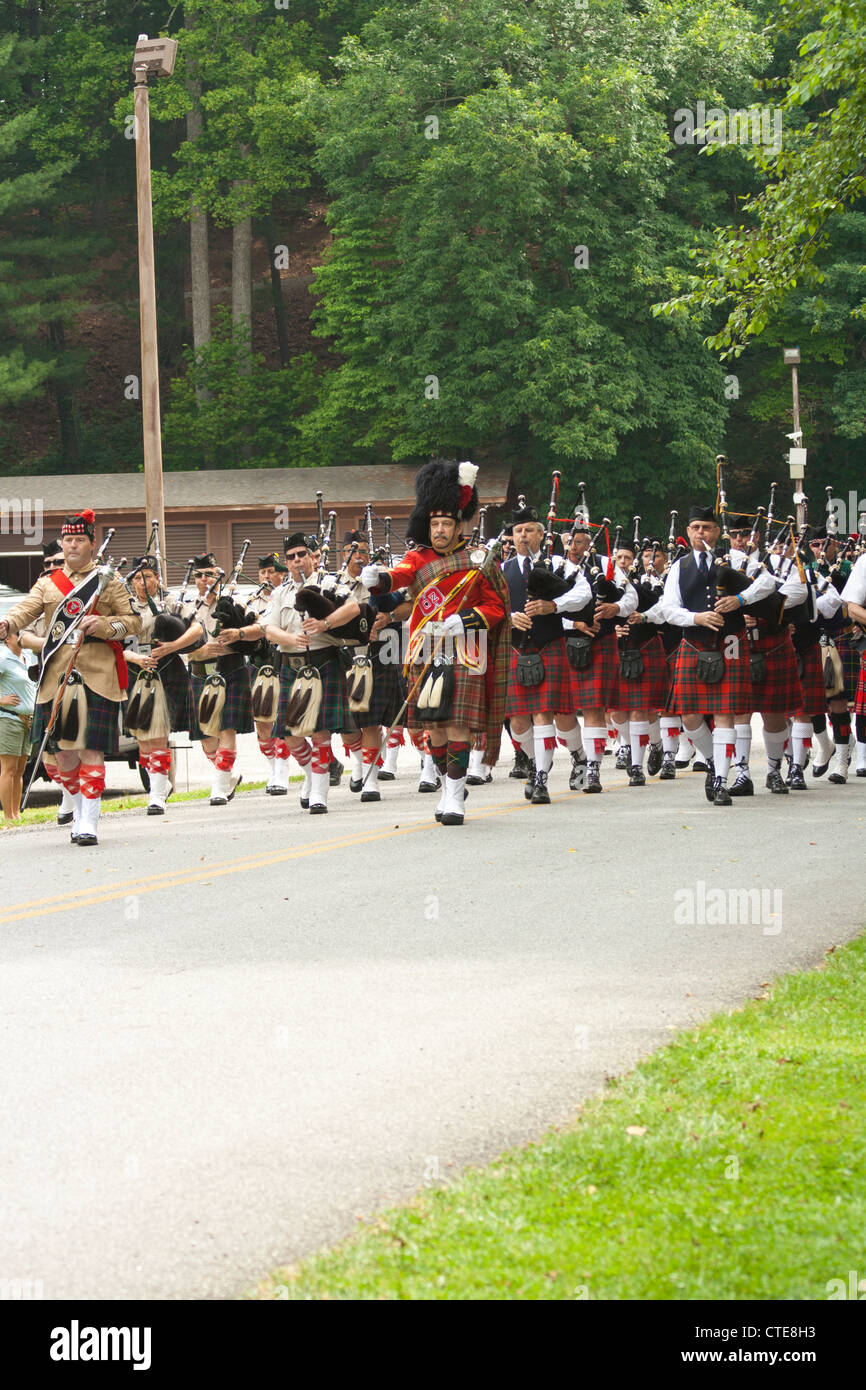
[194,570,218,580]
[43,558,65,570]
[284,549,308,560]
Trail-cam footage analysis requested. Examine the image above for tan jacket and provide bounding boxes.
[4,563,142,703]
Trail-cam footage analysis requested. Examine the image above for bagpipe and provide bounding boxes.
[292,509,377,644]
[709,460,788,633]
[125,522,198,741]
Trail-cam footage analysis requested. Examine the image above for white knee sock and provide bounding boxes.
[661,718,681,754]
[791,720,812,768]
[712,727,735,782]
[687,720,713,761]
[734,721,752,771]
[533,723,556,776]
[630,720,650,771]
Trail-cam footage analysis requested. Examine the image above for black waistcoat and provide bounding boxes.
[678,552,745,647]
[503,555,564,650]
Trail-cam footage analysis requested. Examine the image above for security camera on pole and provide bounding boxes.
[784,347,807,530]
[132,34,177,591]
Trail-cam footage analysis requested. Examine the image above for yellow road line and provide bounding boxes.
[0,794,575,926]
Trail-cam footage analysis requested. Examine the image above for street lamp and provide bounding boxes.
[783,347,807,528]
[131,34,177,589]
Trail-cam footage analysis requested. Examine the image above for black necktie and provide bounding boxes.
[698,552,708,576]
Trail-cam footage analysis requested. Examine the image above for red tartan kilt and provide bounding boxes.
[612,633,670,710]
[750,633,805,713]
[792,641,826,715]
[408,660,488,731]
[854,654,866,715]
[506,636,575,716]
[570,631,620,710]
[667,637,753,715]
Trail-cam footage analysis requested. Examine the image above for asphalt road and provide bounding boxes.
[1,740,864,1300]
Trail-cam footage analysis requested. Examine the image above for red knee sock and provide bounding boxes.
[79,763,105,800]
[149,748,172,776]
[214,748,236,772]
[311,744,330,774]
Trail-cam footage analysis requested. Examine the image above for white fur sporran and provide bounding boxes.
[283,666,323,736]
[126,669,171,741]
[347,656,373,714]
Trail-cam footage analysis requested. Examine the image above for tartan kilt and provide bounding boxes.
[364,643,407,727]
[792,641,826,715]
[570,631,619,711]
[408,659,488,731]
[749,633,805,714]
[506,637,575,717]
[613,632,670,710]
[854,655,866,716]
[274,652,354,735]
[667,638,753,715]
[32,687,120,756]
[188,662,253,741]
[837,632,862,703]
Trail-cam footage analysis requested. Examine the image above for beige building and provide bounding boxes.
[0,464,514,590]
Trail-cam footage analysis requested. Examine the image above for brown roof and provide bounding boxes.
[3,464,513,513]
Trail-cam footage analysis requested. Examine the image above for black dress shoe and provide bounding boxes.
[811,758,830,778]
[524,762,537,801]
[531,771,551,804]
[300,797,309,809]
[628,767,646,786]
[704,758,716,803]
[146,804,165,816]
[568,753,586,790]
[418,776,441,793]
[360,789,381,803]
[57,811,74,826]
[349,777,363,793]
[713,778,732,806]
[765,768,789,794]
[646,743,663,777]
[76,833,98,846]
[509,748,531,779]
[615,745,631,770]
[693,759,708,773]
[582,766,602,793]
[310,803,328,815]
[659,753,676,781]
[788,763,807,790]
[378,770,396,781]
[328,758,344,787]
[728,773,754,797]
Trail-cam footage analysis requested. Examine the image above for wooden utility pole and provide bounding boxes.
[132,35,176,588]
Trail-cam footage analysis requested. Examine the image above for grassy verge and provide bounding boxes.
[250,935,866,1301]
[1,776,288,829]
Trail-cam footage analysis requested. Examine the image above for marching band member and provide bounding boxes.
[0,509,141,845]
[362,459,510,827]
[503,507,591,803]
[662,505,775,806]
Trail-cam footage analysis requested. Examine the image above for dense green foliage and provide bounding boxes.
[0,0,863,525]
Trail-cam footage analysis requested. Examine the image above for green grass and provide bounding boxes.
[250,936,866,1301]
[1,776,285,829]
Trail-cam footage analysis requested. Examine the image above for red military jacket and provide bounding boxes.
[377,542,506,640]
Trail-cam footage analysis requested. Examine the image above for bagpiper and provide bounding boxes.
[361,459,510,826]
[0,509,142,845]
[661,505,776,805]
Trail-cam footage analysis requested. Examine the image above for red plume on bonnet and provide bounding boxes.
[79,509,95,524]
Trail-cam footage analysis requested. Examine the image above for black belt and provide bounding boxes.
[191,653,246,677]
[279,648,339,673]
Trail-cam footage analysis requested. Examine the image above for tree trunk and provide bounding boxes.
[185,10,211,405]
[47,319,80,468]
[232,171,253,377]
[264,215,291,368]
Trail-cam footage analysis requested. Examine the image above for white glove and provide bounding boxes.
[442,612,464,637]
[360,564,381,588]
